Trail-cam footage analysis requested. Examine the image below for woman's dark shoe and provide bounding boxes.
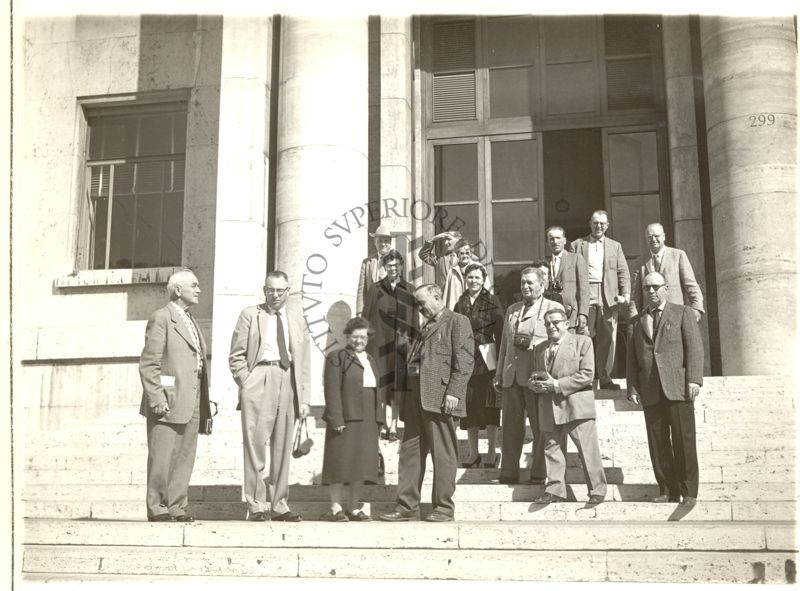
[484,453,501,468]
[387,431,399,442]
[461,456,482,468]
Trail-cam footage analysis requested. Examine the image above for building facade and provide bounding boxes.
[14,15,797,425]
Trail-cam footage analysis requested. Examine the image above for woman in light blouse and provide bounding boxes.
[321,317,384,521]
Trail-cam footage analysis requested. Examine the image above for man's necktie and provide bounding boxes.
[276,312,291,370]
[651,254,661,273]
[652,307,661,335]
[547,343,558,373]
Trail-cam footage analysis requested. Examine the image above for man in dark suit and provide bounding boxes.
[571,210,631,390]
[629,223,704,322]
[356,225,393,315]
[139,269,211,522]
[528,308,606,505]
[627,271,704,506]
[545,226,589,334]
[379,284,474,522]
[229,271,311,522]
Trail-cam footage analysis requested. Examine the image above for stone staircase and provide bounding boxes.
[20,376,798,583]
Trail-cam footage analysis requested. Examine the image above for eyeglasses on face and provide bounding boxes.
[544,319,566,327]
[265,288,289,295]
[644,284,665,291]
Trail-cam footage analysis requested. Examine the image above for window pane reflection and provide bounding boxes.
[434,143,478,203]
[608,132,659,193]
[491,139,538,199]
[492,202,537,262]
[490,67,535,118]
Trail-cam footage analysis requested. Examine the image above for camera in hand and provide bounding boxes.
[530,370,548,381]
[513,332,532,350]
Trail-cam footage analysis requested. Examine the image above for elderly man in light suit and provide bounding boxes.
[494,267,564,485]
[529,308,606,505]
[229,271,311,522]
[627,271,703,506]
[140,269,212,522]
[356,225,393,315]
[545,225,589,334]
[629,223,704,322]
[379,284,474,522]
[571,210,631,390]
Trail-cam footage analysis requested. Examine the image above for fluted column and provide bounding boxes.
[700,17,797,374]
[275,18,369,403]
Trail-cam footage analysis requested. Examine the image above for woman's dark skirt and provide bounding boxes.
[459,372,501,430]
[321,386,381,485]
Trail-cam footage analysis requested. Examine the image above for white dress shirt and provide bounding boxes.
[260,308,292,363]
[587,238,605,283]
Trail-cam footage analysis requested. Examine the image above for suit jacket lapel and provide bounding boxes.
[653,304,674,349]
[169,305,198,352]
[550,333,571,375]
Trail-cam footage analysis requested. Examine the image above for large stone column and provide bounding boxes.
[661,17,713,374]
[275,18,369,403]
[700,17,797,375]
[209,17,273,405]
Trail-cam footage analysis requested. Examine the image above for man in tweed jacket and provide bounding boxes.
[380,284,474,522]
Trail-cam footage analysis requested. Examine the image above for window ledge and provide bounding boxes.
[54,267,183,288]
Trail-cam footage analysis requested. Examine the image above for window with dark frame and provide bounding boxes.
[83,102,187,270]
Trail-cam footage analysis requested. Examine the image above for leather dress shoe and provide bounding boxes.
[272,511,303,522]
[345,509,371,522]
[652,494,680,503]
[148,514,176,522]
[599,381,621,390]
[175,514,195,522]
[378,510,418,522]
[680,496,697,507]
[321,510,348,522]
[424,512,454,522]
[586,494,605,506]
[247,511,270,521]
[498,476,518,485]
[533,492,566,504]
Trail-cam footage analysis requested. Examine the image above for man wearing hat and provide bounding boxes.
[356,225,393,316]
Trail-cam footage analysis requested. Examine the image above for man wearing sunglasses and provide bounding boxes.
[229,271,311,522]
[627,271,703,506]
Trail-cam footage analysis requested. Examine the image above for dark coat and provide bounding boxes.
[453,289,504,375]
[627,302,704,407]
[362,277,419,400]
[323,348,384,429]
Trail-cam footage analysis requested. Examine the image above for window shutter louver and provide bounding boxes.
[604,16,657,111]
[432,20,477,122]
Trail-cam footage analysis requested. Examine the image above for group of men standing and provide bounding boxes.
[138,207,705,522]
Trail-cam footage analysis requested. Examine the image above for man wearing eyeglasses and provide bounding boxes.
[528,308,606,505]
[229,271,311,522]
[627,271,703,506]
[629,223,704,323]
[571,210,631,390]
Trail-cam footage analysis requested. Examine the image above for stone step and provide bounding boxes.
[22,498,798,522]
[23,519,796,552]
[23,482,799,503]
[21,545,798,583]
[29,463,785,486]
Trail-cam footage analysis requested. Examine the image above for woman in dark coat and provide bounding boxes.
[321,317,384,521]
[362,249,418,441]
[454,262,504,468]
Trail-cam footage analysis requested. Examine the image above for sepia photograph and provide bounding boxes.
[6,0,798,588]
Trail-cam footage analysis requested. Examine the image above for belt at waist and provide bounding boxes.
[256,360,286,367]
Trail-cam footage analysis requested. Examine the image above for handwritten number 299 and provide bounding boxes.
[750,114,776,127]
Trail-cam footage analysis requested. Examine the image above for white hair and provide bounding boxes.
[166,269,196,298]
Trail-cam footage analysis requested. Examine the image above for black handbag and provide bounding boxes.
[200,401,218,435]
[292,417,314,458]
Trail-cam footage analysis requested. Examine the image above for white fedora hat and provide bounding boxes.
[369,224,393,238]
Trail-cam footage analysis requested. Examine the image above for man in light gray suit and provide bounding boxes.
[529,308,606,505]
[627,271,704,506]
[494,267,564,485]
[571,210,631,390]
[629,223,704,322]
[229,271,311,522]
[139,269,212,522]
